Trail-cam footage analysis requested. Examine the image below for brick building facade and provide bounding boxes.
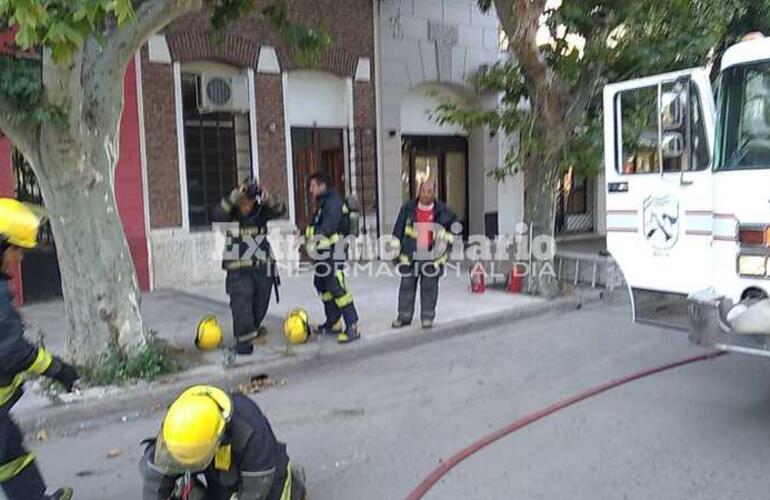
[139,1,378,288]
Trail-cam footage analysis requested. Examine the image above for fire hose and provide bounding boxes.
[405,350,727,500]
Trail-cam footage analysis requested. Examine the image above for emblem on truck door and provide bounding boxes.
[643,194,680,250]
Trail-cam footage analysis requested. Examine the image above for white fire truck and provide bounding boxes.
[604,36,770,356]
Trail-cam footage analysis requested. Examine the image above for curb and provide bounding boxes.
[17,290,602,436]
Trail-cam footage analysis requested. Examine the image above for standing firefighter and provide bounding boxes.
[304,172,360,344]
[391,180,457,329]
[139,385,307,500]
[0,199,79,500]
[215,179,286,355]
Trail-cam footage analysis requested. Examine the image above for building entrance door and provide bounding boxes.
[291,128,346,229]
[402,136,468,235]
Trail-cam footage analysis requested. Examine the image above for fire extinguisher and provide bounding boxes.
[470,262,486,294]
[507,264,524,294]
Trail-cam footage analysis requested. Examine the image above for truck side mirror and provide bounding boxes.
[661,85,686,130]
[661,131,684,158]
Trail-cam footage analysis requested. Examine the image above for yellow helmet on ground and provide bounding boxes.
[284,308,310,344]
[289,307,308,325]
[195,315,223,351]
[155,386,232,474]
[0,198,45,249]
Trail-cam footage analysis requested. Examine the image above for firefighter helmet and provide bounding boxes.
[0,198,45,249]
[155,386,232,473]
[195,315,223,351]
[284,308,310,344]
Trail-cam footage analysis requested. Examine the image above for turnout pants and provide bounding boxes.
[313,260,358,328]
[0,413,47,500]
[397,262,441,323]
[226,265,273,344]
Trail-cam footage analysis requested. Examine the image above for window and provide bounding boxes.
[617,86,660,174]
[616,80,710,174]
[181,73,251,228]
[716,61,770,170]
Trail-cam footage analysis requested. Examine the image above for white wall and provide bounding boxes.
[377,0,503,234]
[285,71,348,127]
[400,84,466,135]
[496,132,524,234]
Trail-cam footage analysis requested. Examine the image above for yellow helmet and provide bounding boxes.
[156,386,232,473]
[0,198,45,249]
[289,307,308,325]
[195,315,223,351]
[284,308,309,344]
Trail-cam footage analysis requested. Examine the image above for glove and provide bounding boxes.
[56,362,79,392]
[46,357,79,392]
[228,188,241,205]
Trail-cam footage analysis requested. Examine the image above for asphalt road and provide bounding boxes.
[21,298,770,500]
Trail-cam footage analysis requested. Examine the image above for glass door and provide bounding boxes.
[401,136,468,235]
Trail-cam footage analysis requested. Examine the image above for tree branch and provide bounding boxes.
[495,0,549,89]
[0,93,40,164]
[565,14,614,128]
[93,0,204,78]
[495,0,572,129]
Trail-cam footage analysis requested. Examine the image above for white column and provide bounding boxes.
[346,77,357,195]
[173,62,190,230]
[247,68,260,181]
[281,72,297,225]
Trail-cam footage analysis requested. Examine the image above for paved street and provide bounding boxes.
[26,299,770,500]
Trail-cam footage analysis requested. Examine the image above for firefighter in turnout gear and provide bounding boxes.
[139,385,307,500]
[304,172,360,343]
[0,199,78,500]
[391,180,457,329]
[215,179,287,355]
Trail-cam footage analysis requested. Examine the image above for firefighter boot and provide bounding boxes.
[338,323,361,344]
[48,488,74,500]
[1,459,46,500]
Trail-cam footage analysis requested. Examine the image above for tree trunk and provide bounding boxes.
[523,150,561,298]
[36,123,145,366]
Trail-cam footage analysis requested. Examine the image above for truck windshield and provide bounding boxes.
[716,61,770,170]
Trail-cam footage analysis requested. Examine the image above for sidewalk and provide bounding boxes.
[13,264,595,432]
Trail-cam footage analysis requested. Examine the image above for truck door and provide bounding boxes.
[712,60,770,300]
[604,69,716,326]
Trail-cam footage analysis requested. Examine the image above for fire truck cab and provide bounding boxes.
[604,36,770,356]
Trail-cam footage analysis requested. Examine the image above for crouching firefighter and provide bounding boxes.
[0,199,79,500]
[304,172,360,344]
[215,179,286,355]
[139,385,307,500]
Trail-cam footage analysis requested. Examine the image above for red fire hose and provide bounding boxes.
[405,350,727,500]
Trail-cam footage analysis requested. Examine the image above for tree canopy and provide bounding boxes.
[436,0,770,182]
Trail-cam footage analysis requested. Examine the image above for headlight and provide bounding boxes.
[738,255,767,276]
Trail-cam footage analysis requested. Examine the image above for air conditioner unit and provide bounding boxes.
[196,74,249,113]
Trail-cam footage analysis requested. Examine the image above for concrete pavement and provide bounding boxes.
[30,299,770,500]
[13,264,554,429]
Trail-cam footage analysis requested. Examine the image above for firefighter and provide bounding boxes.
[391,180,457,329]
[304,172,360,344]
[139,385,307,500]
[0,198,78,500]
[215,179,286,355]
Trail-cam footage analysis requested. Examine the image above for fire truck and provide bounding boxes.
[604,35,770,356]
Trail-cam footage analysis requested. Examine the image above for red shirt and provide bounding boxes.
[415,204,435,251]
